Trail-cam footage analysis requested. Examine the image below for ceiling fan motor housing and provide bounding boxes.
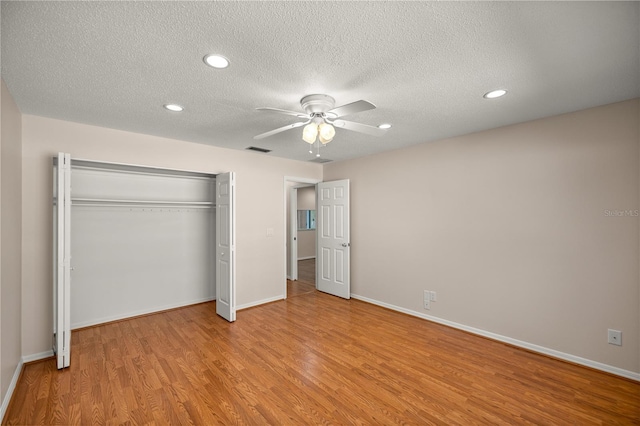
[301,94,336,115]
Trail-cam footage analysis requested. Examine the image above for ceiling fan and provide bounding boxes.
[254,94,388,145]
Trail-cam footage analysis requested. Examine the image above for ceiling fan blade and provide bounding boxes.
[332,120,387,137]
[256,107,309,119]
[254,121,309,140]
[327,100,376,118]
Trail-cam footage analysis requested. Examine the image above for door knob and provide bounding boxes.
[341,243,350,247]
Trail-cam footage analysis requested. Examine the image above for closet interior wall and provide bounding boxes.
[62,159,216,329]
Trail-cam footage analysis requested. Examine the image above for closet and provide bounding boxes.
[53,153,235,368]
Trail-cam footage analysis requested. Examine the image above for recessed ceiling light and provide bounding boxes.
[378,123,392,129]
[483,89,507,99]
[203,54,230,69]
[163,104,184,112]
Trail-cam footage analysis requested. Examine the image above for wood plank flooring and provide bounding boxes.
[296,258,315,285]
[5,290,640,425]
[287,259,316,298]
[286,279,315,299]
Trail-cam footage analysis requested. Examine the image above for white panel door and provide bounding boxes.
[216,172,236,322]
[53,152,71,369]
[316,179,350,299]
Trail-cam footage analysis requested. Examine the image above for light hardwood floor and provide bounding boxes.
[286,279,315,299]
[5,290,640,425]
[287,259,316,299]
[296,258,315,285]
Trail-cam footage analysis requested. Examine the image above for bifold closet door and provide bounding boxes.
[53,152,71,369]
[215,172,236,322]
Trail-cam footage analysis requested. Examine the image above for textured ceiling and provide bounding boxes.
[1,1,638,163]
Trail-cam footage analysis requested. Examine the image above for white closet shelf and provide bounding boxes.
[71,198,214,208]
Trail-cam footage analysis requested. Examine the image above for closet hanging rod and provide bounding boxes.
[71,198,213,205]
[71,202,214,209]
[71,197,214,207]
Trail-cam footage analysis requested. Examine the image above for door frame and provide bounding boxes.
[283,176,321,298]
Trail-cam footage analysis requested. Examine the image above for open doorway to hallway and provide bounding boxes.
[297,258,315,283]
[287,258,316,297]
[284,176,321,298]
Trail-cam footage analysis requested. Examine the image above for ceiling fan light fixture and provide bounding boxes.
[254,93,385,144]
[319,134,332,145]
[203,54,230,69]
[318,122,335,143]
[302,123,318,144]
[483,89,507,99]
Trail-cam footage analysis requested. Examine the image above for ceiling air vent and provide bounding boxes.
[309,157,332,164]
[245,146,271,153]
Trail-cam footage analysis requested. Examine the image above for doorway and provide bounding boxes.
[284,177,320,298]
[283,177,351,300]
[54,154,236,369]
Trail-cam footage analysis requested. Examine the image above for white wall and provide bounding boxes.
[1,80,22,414]
[297,186,316,259]
[68,166,216,328]
[21,115,322,356]
[324,99,640,375]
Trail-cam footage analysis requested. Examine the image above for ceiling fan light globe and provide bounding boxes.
[318,122,335,140]
[319,135,333,145]
[302,123,318,144]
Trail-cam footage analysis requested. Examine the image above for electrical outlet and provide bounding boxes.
[430,291,437,302]
[608,329,622,346]
[423,290,430,310]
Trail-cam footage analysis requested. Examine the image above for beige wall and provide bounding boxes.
[1,80,22,406]
[297,186,316,259]
[297,185,316,211]
[21,115,322,356]
[324,99,640,374]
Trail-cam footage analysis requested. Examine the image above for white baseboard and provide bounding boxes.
[22,350,54,363]
[237,295,284,311]
[1,358,24,422]
[70,297,215,329]
[351,293,640,382]
[297,256,316,261]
